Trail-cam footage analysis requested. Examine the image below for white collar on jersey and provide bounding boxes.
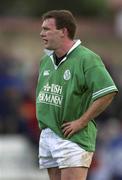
[44,39,81,69]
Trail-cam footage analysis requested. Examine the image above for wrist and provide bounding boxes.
[78,116,89,128]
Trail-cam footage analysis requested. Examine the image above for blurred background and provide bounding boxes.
[0,0,122,180]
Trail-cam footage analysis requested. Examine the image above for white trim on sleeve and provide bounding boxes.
[92,85,117,99]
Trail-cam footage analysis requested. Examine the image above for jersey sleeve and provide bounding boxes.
[83,54,118,101]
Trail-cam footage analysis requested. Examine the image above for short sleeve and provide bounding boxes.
[83,54,118,101]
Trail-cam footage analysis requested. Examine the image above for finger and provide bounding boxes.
[63,128,72,137]
[62,125,70,133]
[66,130,74,138]
[61,122,70,128]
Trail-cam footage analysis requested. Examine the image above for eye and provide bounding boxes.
[41,27,50,32]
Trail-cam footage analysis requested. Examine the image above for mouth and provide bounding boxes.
[42,39,48,44]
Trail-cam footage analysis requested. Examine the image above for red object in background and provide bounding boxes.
[19,96,40,145]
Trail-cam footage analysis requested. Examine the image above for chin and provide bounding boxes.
[46,47,54,50]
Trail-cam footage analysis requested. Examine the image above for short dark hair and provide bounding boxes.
[41,10,77,40]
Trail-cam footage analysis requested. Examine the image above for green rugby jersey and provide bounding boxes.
[36,40,118,151]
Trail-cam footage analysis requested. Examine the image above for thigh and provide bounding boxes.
[61,167,88,180]
[51,133,93,168]
[39,130,58,169]
[48,167,61,180]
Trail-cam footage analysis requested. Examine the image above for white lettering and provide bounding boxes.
[51,84,62,94]
[37,92,63,107]
[37,83,63,107]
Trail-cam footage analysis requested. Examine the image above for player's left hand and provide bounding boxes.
[62,119,86,138]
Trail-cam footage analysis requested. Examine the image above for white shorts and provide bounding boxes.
[39,128,93,169]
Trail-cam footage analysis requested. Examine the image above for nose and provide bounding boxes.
[40,31,43,37]
[40,29,45,38]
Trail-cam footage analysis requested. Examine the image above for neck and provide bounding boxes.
[54,39,74,58]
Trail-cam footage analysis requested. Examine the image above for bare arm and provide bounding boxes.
[62,92,117,137]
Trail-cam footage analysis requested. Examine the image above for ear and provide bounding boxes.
[63,27,68,36]
[60,28,68,37]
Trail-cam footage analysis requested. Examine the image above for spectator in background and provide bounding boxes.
[0,51,22,134]
[19,94,40,146]
[0,50,40,149]
[89,120,122,180]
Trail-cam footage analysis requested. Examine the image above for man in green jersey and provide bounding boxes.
[36,10,118,180]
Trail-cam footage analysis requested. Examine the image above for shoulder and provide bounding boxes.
[77,45,100,60]
[76,45,104,70]
[39,54,51,67]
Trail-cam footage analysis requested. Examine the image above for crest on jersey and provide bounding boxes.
[63,69,71,80]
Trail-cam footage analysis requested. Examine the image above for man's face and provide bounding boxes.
[40,18,64,50]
